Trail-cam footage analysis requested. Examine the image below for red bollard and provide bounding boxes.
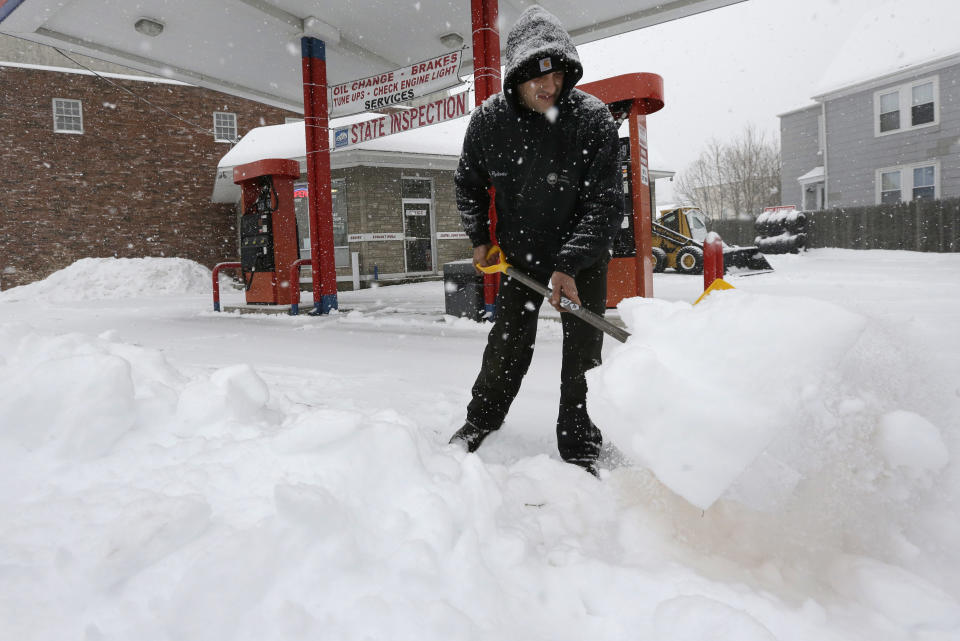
[212,262,241,311]
[288,258,314,315]
[703,232,724,291]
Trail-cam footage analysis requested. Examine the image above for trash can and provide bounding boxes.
[443,259,484,321]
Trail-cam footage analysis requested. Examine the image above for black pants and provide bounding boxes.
[465,259,606,464]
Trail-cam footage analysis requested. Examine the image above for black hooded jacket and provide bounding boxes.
[455,6,622,278]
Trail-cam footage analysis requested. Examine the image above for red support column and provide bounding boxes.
[301,37,338,314]
[628,104,653,298]
[471,0,501,101]
[471,0,502,316]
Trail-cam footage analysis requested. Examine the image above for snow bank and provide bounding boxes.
[586,284,960,618]
[588,289,867,509]
[0,325,672,639]
[0,257,214,302]
[3,319,954,641]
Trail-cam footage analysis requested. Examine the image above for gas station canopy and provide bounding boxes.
[0,0,744,111]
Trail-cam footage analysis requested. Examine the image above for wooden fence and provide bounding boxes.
[708,219,757,247]
[708,197,960,252]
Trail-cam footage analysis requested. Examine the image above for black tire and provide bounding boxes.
[754,212,770,237]
[793,232,807,252]
[675,246,704,274]
[794,211,808,233]
[652,247,667,273]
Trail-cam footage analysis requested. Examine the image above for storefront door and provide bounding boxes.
[402,199,433,273]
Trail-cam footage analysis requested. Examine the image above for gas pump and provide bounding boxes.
[578,73,664,308]
[233,159,302,305]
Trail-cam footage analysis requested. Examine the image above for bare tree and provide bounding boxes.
[675,125,781,220]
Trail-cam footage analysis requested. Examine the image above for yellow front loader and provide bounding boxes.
[652,207,772,274]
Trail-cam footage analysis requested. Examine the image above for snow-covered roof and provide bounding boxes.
[813,0,960,98]
[776,102,820,119]
[0,60,188,85]
[797,166,824,184]
[212,114,469,202]
[217,113,467,171]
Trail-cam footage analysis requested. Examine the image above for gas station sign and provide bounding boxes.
[333,91,470,149]
[329,50,465,117]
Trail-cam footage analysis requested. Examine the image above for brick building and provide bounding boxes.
[0,34,299,290]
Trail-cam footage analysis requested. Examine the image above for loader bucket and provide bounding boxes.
[723,246,773,272]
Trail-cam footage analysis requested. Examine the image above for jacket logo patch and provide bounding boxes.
[539,57,552,73]
[546,172,558,185]
[490,170,508,177]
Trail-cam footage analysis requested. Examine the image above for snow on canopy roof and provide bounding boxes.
[813,0,960,98]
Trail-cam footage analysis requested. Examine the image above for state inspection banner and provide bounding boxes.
[329,50,464,117]
[333,91,470,149]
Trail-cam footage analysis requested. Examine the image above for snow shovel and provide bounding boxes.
[476,246,632,343]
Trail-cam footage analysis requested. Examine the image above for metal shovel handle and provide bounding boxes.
[476,246,631,344]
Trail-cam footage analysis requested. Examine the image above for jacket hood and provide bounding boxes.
[502,5,583,111]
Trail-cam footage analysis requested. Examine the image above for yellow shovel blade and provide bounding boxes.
[693,278,735,305]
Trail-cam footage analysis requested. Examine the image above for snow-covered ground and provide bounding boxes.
[1,249,958,641]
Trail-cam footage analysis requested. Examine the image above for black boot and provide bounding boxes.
[556,404,602,473]
[449,421,494,452]
[568,458,600,478]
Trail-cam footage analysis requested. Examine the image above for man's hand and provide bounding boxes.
[549,271,580,312]
[473,244,493,273]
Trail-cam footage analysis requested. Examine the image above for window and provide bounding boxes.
[911,82,934,126]
[213,112,237,142]
[401,177,432,199]
[687,211,707,242]
[874,76,938,136]
[878,92,899,133]
[53,98,83,134]
[913,165,936,200]
[880,171,901,204]
[660,211,678,229]
[292,179,350,267]
[331,179,349,267]
[876,162,938,204]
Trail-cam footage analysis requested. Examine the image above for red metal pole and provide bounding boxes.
[628,104,653,298]
[301,37,338,314]
[471,0,501,101]
[471,0,501,316]
[211,261,241,311]
[703,232,724,290]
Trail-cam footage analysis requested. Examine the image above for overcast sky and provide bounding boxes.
[574,0,957,193]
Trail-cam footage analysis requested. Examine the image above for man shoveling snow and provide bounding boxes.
[448,5,622,476]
